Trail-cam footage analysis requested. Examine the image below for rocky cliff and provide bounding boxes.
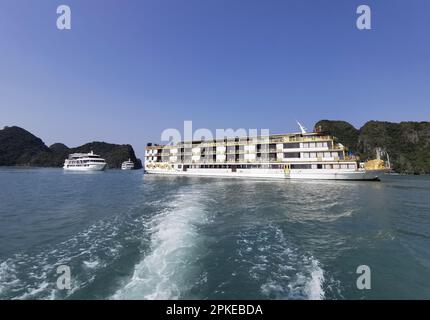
[0,126,143,169]
[315,120,430,174]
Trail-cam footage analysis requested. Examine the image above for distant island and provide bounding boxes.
[0,126,143,169]
[315,120,430,174]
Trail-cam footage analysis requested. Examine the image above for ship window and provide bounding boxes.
[324,152,331,158]
[310,152,317,158]
[309,142,316,148]
[317,164,323,169]
[302,153,309,158]
[283,143,300,149]
[291,164,312,169]
[283,152,300,158]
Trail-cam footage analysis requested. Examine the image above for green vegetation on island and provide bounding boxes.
[0,126,143,169]
[315,120,430,174]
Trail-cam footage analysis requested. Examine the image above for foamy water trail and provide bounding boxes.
[0,217,124,299]
[113,187,209,299]
[237,225,325,300]
[303,259,325,300]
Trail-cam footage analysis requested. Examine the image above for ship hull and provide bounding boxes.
[63,163,107,171]
[144,168,384,181]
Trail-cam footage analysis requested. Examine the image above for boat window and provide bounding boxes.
[291,164,312,169]
[283,152,300,158]
[283,143,300,149]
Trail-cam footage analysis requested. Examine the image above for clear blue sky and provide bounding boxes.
[0,0,429,159]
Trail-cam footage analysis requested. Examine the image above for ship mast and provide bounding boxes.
[297,121,307,134]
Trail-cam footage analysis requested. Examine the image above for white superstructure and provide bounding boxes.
[144,127,388,181]
[121,159,135,170]
[63,151,107,171]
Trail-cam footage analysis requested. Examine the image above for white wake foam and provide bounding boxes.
[303,258,325,300]
[113,188,209,299]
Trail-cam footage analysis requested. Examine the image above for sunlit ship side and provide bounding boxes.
[63,151,107,171]
[144,127,389,181]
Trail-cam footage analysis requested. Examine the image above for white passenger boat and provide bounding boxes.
[144,125,389,181]
[63,151,107,171]
[121,159,135,170]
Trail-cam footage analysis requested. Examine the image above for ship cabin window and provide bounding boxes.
[324,164,333,169]
[340,164,348,169]
[310,152,317,158]
[317,164,323,169]
[284,143,300,149]
[284,152,300,158]
[324,152,331,158]
[291,164,312,169]
[348,164,356,169]
[309,142,316,148]
[302,153,309,158]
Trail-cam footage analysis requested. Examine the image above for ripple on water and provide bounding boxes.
[233,225,326,300]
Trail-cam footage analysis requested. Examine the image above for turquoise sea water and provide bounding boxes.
[0,167,429,299]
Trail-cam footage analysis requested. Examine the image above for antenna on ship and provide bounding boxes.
[296,121,307,134]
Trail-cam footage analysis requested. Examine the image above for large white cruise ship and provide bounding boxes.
[144,126,388,181]
[63,151,107,171]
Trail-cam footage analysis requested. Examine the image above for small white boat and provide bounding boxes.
[63,151,107,171]
[121,159,135,170]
